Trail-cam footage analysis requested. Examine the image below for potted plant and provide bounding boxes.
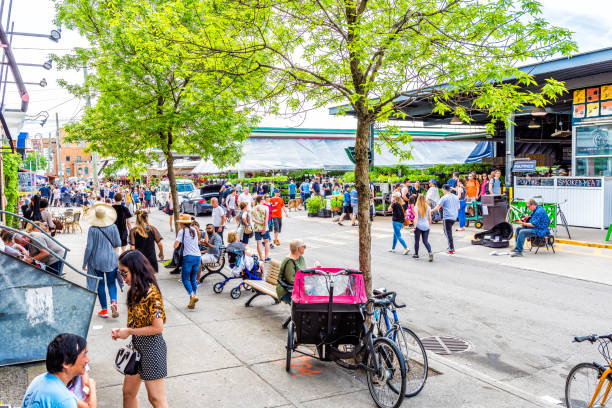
[330,195,343,215]
[306,196,322,217]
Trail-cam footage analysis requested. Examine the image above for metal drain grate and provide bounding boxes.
[420,336,471,355]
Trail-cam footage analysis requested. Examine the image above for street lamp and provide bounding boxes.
[3,78,47,87]
[42,59,52,70]
[25,111,49,127]
[0,59,53,70]
[7,28,62,43]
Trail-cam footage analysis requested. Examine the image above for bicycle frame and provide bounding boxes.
[589,362,612,407]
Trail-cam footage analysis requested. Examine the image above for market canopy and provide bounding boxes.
[191,138,489,173]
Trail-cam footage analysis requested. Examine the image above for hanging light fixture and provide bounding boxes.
[531,107,547,117]
[528,119,540,129]
[450,115,463,125]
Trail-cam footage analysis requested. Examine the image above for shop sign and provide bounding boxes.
[515,177,554,186]
[556,178,602,188]
[512,160,536,172]
[572,84,612,124]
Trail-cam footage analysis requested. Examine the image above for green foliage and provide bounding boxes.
[2,151,22,227]
[305,195,325,214]
[330,195,343,212]
[23,153,48,172]
[237,175,288,184]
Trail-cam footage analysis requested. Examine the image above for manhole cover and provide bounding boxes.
[420,336,471,355]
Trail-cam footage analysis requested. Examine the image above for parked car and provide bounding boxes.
[157,179,196,209]
[179,184,222,216]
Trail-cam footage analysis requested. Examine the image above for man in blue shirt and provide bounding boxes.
[300,180,310,209]
[447,172,459,194]
[432,184,459,254]
[22,333,96,408]
[511,198,550,257]
[337,184,352,226]
[349,186,359,226]
[288,180,296,200]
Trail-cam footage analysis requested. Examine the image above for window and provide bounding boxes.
[66,156,70,162]
[85,167,89,175]
[77,156,82,162]
[66,168,71,177]
[575,124,612,176]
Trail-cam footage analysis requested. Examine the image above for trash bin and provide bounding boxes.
[481,194,508,230]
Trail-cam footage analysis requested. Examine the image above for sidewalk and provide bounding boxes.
[45,211,553,408]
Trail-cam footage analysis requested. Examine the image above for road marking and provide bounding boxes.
[556,244,612,259]
[540,395,563,405]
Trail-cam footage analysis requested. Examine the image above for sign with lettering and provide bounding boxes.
[556,178,602,188]
[512,160,537,173]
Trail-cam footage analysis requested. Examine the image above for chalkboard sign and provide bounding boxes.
[556,178,602,188]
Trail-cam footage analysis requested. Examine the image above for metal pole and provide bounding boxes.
[56,112,62,184]
[0,21,14,111]
[83,66,98,191]
[505,113,515,196]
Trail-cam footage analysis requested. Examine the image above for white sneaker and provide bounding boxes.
[388,249,396,253]
[403,248,411,255]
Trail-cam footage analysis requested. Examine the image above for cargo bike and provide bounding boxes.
[285,268,408,408]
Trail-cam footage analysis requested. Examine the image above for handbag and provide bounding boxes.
[114,341,140,375]
[172,229,186,266]
[244,224,253,235]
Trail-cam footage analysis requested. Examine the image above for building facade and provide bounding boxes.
[30,129,93,179]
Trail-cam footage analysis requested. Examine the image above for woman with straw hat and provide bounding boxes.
[174,214,201,309]
[83,203,122,319]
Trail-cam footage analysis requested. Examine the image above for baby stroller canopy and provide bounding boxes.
[292,268,367,304]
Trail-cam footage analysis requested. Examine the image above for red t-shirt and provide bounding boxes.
[270,197,284,218]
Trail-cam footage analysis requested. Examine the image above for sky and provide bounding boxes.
[6,0,612,138]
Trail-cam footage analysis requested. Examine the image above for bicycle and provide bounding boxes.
[371,289,428,397]
[565,334,612,408]
[506,196,571,239]
[286,268,407,408]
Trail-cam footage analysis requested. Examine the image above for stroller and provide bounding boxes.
[212,246,263,299]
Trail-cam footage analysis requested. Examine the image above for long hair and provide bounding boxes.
[134,210,149,238]
[119,250,160,307]
[416,194,428,218]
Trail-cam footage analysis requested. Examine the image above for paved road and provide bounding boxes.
[31,206,611,408]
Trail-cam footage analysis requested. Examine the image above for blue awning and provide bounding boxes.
[464,141,494,163]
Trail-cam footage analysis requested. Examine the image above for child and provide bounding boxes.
[67,364,94,408]
[405,195,416,227]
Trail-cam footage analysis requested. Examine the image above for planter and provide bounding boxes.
[307,212,317,217]
[317,209,332,218]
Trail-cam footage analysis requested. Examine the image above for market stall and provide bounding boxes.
[514,176,612,229]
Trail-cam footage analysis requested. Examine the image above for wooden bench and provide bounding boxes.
[244,259,281,307]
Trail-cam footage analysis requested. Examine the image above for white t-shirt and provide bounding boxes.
[212,206,225,227]
[227,194,237,210]
[176,227,201,257]
[426,186,440,204]
[238,193,252,209]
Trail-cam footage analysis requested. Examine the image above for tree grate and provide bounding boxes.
[420,336,471,355]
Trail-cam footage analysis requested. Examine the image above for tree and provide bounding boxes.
[54,0,258,231]
[158,0,575,296]
[23,152,48,172]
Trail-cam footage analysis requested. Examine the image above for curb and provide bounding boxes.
[556,238,612,250]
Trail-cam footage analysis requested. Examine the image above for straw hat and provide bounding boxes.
[85,203,117,227]
[177,214,193,224]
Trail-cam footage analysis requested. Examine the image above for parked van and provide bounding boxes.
[156,179,196,209]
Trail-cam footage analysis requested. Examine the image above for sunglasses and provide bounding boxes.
[300,245,307,249]
[119,270,128,278]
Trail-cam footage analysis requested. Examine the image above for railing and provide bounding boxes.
[0,210,70,256]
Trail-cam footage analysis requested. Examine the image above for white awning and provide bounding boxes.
[191,138,479,174]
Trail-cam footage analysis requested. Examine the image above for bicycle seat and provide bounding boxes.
[373,288,387,297]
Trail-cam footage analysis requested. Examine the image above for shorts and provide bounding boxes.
[272,217,282,232]
[254,231,271,241]
[132,334,167,381]
[290,194,296,200]
[120,232,128,247]
[241,231,250,245]
[351,203,358,215]
[342,205,352,215]
[201,253,219,264]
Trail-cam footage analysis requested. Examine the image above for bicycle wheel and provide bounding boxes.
[365,337,406,408]
[387,326,428,397]
[286,321,294,372]
[559,209,571,239]
[565,362,609,408]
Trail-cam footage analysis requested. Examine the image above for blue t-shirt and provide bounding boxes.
[439,193,459,220]
[132,192,139,203]
[447,178,458,194]
[350,188,358,205]
[288,183,296,195]
[343,191,351,206]
[21,373,77,408]
[529,205,550,237]
[144,190,152,200]
[300,183,310,194]
[490,178,501,194]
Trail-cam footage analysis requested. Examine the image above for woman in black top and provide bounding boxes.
[129,210,164,273]
[387,195,410,255]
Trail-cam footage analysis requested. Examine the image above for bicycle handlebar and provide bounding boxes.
[573,334,612,343]
[371,291,406,309]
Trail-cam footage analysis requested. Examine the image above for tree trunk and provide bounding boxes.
[164,132,180,234]
[354,116,372,298]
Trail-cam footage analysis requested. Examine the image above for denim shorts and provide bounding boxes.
[254,231,271,241]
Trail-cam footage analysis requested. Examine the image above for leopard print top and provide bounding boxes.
[128,284,166,329]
